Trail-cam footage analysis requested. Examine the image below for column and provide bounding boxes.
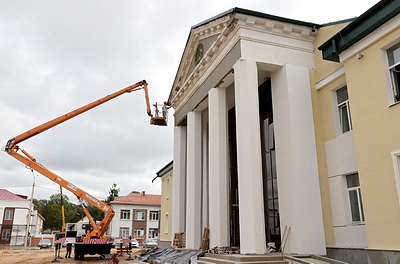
[233,59,266,254]
[186,111,202,249]
[208,87,229,248]
[202,113,209,231]
[172,125,187,235]
[271,64,326,254]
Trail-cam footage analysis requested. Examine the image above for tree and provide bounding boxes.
[130,191,140,194]
[104,183,120,204]
[34,194,83,232]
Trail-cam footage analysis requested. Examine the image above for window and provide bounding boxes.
[165,179,170,199]
[336,86,352,133]
[120,210,130,220]
[149,211,159,221]
[346,173,365,223]
[134,211,145,221]
[388,43,400,102]
[119,227,129,238]
[164,214,169,234]
[1,229,11,240]
[4,209,13,220]
[391,151,400,204]
[133,228,144,237]
[149,228,159,239]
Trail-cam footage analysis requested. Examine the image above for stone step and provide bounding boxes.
[198,260,288,264]
[198,253,288,264]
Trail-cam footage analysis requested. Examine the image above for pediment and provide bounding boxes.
[170,13,235,104]
[169,8,318,109]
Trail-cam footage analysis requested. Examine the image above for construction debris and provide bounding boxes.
[137,247,204,264]
[209,246,240,254]
[173,233,186,248]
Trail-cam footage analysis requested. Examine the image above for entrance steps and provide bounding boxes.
[198,253,288,264]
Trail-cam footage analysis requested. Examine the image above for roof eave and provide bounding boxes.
[318,0,400,62]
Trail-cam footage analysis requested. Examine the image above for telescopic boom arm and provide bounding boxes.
[4,80,165,238]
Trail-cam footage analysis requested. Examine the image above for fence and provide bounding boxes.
[0,224,53,246]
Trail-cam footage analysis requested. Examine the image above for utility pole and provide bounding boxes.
[24,169,36,248]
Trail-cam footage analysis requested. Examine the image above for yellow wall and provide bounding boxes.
[311,22,350,248]
[344,27,400,249]
[312,20,400,249]
[160,171,173,243]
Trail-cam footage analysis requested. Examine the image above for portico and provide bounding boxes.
[170,8,325,255]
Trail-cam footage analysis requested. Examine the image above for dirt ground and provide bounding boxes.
[0,246,144,264]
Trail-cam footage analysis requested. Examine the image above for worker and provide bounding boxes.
[162,101,171,120]
[65,243,72,258]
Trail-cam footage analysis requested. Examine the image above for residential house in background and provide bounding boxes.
[0,189,44,245]
[153,161,173,247]
[109,192,161,244]
[168,1,400,263]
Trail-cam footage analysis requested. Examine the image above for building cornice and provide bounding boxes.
[318,0,400,62]
[170,11,317,112]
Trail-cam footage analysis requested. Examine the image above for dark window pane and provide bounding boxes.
[346,173,360,188]
[349,190,361,222]
[336,86,348,104]
[340,104,350,133]
[388,43,400,65]
[391,65,400,97]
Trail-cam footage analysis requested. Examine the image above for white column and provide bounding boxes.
[233,59,266,254]
[271,64,326,254]
[202,113,209,230]
[172,125,187,235]
[186,111,202,249]
[208,87,229,248]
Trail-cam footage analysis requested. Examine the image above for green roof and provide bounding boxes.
[318,0,400,62]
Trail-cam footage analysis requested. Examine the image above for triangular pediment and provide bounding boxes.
[170,12,235,103]
[169,8,318,110]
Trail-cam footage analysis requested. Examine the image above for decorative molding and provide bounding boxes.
[315,67,345,90]
[171,11,317,110]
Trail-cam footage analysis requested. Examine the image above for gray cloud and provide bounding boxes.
[0,0,379,202]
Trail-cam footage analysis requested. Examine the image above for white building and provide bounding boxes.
[169,8,325,254]
[109,192,161,241]
[0,189,44,246]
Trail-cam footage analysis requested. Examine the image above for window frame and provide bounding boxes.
[336,86,352,134]
[119,227,130,238]
[120,209,131,220]
[149,211,159,221]
[165,178,170,199]
[4,209,13,221]
[148,228,158,239]
[391,150,400,206]
[133,228,144,237]
[346,173,365,223]
[1,229,11,240]
[387,42,400,102]
[164,213,169,234]
[134,211,145,221]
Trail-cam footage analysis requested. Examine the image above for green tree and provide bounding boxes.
[130,191,140,194]
[104,183,120,204]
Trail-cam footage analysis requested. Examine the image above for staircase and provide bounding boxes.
[198,253,288,264]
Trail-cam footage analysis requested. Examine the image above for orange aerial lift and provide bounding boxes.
[3,80,167,259]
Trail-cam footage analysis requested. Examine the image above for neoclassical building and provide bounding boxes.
[168,1,400,263]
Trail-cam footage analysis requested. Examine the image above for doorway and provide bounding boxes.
[259,79,281,249]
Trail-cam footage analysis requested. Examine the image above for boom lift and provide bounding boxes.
[3,80,166,259]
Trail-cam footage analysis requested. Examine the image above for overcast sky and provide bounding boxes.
[0,0,380,204]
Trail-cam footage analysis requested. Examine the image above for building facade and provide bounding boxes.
[154,161,174,247]
[168,1,400,263]
[0,189,44,246]
[109,192,161,242]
